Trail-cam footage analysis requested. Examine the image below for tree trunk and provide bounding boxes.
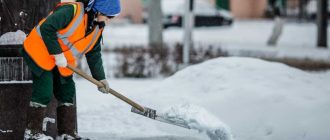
[317,0,328,48]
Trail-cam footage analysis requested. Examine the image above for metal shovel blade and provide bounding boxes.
[131,106,157,119]
[131,107,191,129]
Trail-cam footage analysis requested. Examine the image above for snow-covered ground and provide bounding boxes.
[103,20,330,61]
[104,20,328,48]
[76,57,330,140]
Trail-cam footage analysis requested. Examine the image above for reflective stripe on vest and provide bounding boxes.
[23,2,104,77]
[37,23,100,59]
[57,26,103,77]
[70,26,101,59]
[57,4,83,38]
[35,2,84,49]
[34,2,102,62]
[37,26,102,59]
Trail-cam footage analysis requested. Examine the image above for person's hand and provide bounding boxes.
[98,79,110,94]
[53,53,67,68]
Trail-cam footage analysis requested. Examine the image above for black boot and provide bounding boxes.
[56,105,89,140]
[24,106,53,140]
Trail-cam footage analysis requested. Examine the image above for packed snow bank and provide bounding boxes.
[144,58,330,140]
[162,104,233,140]
[76,57,330,140]
[145,57,330,140]
[0,30,26,45]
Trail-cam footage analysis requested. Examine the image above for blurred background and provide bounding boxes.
[87,0,330,78]
[1,0,330,78]
[1,1,330,140]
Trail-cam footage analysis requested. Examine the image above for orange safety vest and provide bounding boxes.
[23,2,103,77]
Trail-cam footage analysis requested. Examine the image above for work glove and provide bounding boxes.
[98,79,110,94]
[53,53,67,68]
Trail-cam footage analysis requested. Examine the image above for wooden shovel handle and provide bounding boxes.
[67,64,145,112]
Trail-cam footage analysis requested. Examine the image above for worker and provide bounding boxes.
[22,0,120,139]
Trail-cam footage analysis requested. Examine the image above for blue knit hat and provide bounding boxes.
[89,0,121,17]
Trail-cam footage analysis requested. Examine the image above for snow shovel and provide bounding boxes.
[67,64,146,112]
[67,65,190,129]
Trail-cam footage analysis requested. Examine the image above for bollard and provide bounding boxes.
[0,45,59,139]
[1,1,77,139]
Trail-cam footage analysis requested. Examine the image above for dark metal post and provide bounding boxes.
[317,0,328,48]
[298,0,306,20]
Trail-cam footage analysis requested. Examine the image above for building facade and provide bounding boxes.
[230,0,268,18]
[118,0,272,24]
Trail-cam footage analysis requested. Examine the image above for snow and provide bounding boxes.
[306,0,330,15]
[76,57,330,140]
[0,81,32,84]
[161,0,220,16]
[104,20,328,48]
[0,129,13,133]
[162,104,233,140]
[0,30,26,45]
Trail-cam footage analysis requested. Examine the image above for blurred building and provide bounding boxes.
[118,0,144,23]
[115,0,304,23]
[58,0,317,23]
[229,0,268,18]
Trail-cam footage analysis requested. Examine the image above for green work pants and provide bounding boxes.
[31,68,76,106]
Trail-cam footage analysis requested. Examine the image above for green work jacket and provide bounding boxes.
[21,4,106,81]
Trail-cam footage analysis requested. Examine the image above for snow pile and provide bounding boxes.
[76,57,330,140]
[162,104,233,140]
[146,57,330,140]
[0,30,26,45]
